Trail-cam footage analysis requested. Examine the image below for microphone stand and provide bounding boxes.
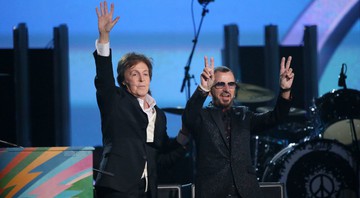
[180,3,210,100]
[0,139,23,148]
[179,2,211,184]
[347,96,360,197]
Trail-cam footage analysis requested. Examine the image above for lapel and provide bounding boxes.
[152,106,164,145]
[125,89,149,141]
[209,109,230,149]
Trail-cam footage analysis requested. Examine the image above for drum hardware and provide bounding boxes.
[251,135,288,181]
[337,63,359,151]
[256,105,312,143]
[257,106,306,117]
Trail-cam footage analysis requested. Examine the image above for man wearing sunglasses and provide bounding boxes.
[182,56,294,198]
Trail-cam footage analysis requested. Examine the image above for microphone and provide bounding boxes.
[338,63,346,88]
[198,0,214,5]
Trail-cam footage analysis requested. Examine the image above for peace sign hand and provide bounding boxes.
[200,56,215,91]
[279,56,294,90]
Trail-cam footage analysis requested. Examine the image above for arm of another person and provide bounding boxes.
[182,56,215,134]
[157,118,190,169]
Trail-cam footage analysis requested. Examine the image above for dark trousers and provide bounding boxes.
[95,178,150,198]
[227,184,241,198]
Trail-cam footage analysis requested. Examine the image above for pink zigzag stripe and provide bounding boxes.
[66,171,93,186]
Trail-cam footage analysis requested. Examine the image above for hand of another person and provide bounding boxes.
[279,56,294,90]
[200,56,215,91]
[95,1,120,43]
[279,56,294,99]
[177,124,191,149]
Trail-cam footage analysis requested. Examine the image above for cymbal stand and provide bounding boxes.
[340,70,360,196]
[349,112,360,197]
[180,2,210,100]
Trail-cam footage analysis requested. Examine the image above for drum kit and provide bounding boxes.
[241,85,359,198]
[163,83,360,198]
[248,85,360,198]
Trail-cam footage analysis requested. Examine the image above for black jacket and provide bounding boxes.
[182,87,291,198]
[93,51,186,197]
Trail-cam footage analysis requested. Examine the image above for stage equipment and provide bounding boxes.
[309,64,360,197]
[235,83,275,103]
[259,182,284,198]
[180,1,211,100]
[262,139,357,198]
[198,0,214,5]
[162,107,185,115]
[0,23,70,147]
[257,106,306,117]
[189,183,284,198]
[251,135,288,181]
[312,88,360,145]
[158,184,192,198]
[0,147,94,197]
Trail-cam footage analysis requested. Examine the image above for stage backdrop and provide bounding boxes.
[0,0,359,146]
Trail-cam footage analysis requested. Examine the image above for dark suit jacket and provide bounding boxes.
[93,51,186,198]
[182,87,291,198]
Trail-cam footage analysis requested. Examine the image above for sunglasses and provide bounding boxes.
[212,81,237,89]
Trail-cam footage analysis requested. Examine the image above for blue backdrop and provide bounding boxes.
[1,0,359,146]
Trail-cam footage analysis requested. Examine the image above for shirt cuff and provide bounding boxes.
[199,84,210,92]
[95,39,110,57]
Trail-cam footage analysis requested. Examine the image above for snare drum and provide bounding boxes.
[313,89,360,145]
[262,139,357,198]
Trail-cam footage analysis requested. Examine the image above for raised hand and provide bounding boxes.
[96,1,120,43]
[279,56,294,99]
[279,56,294,89]
[200,56,215,91]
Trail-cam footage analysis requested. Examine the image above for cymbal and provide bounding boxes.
[236,83,275,103]
[256,106,307,116]
[162,107,184,115]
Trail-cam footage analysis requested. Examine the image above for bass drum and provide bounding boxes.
[313,89,360,145]
[262,139,357,198]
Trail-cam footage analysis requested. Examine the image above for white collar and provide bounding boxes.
[137,94,156,110]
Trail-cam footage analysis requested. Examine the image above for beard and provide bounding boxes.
[213,91,234,108]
